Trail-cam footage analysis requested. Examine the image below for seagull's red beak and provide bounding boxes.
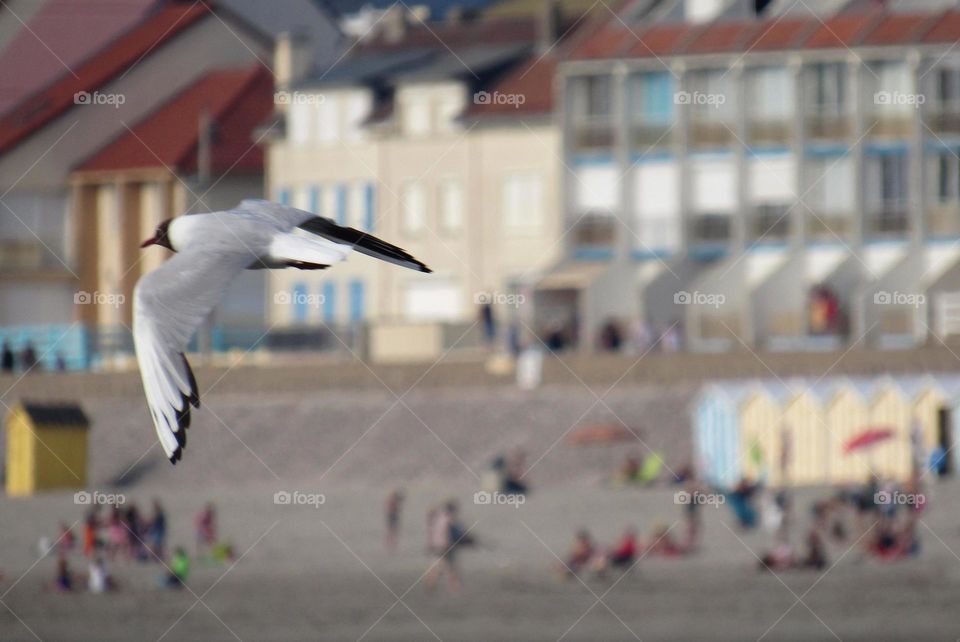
[140,236,157,248]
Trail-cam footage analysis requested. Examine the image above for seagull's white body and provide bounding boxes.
[133,199,430,463]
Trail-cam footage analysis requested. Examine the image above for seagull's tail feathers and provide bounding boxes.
[298,217,432,273]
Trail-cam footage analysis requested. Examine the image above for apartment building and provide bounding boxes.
[266,6,581,356]
[556,0,960,351]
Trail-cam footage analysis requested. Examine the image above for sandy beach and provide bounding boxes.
[2,476,960,641]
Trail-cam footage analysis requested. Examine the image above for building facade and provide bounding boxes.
[557,0,960,351]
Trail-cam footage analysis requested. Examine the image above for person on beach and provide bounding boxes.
[87,556,115,593]
[1,341,13,373]
[195,503,217,556]
[53,556,73,592]
[82,507,101,558]
[148,500,167,560]
[555,529,596,577]
[163,547,190,588]
[385,489,404,553]
[424,501,472,593]
[594,527,639,575]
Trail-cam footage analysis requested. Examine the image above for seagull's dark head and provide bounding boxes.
[140,219,175,251]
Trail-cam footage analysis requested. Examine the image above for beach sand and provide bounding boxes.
[2,479,959,641]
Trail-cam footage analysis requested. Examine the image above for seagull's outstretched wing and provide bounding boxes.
[134,247,250,463]
[235,199,431,273]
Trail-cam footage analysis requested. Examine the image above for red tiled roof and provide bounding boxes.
[922,9,960,44]
[860,12,938,46]
[626,22,699,58]
[568,25,636,60]
[685,20,759,55]
[0,0,156,117]
[569,7,960,61]
[802,12,882,49]
[0,2,210,155]
[742,16,817,51]
[76,66,273,174]
[465,54,557,117]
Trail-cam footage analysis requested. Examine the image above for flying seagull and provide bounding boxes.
[134,199,431,463]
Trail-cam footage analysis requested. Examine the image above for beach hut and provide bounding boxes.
[5,401,89,497]
[868,378,913,481]
[692,383,747,487]
[826,379,873,484]
[782,385,828,485]
[739,383,789,486]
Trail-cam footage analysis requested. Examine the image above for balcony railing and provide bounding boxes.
[689,120,734,147]
[691,213,732,244]
[570,213,616,249]
[865,203,909,237]
[630,122,674,148]
[750,204,791,240]
[925,108,960,136]
[747,119,792,146]
[927,204,960,237]
[806,211,854,240]
[866,113,912,139]
[0,240,66,272]
[571,117,614,151]
[805,111,851,140]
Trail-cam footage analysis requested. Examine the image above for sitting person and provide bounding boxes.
[87,556,115,593]
[163,547,190,588]
[556,530,595,577]
[647,523,686,557]
[595,527,639,574]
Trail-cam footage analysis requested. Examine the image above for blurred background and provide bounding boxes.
[4,0,960,640]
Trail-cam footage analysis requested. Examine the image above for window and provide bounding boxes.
[437,95,463,132]
[935,67,960,110]
[293,186,311,212]
[806,156,854,215]
[289,102,312,144]
[309,185,321,215]
[864,153,907,207]
[687,69,734,122]
[439,179,463,233]
[344,92,369,141]
[401,180,426,234]
[335,184,347,225]
[293,283,309,324]
[349,182,366,228]
[809,63,846,116]
[363,183,376,232]
[570,75,612,121]
[633,162,680,251]
[349,280,365,322]
[322,281,336,323]
[403,94,431,136]
[932,152,960,203]
[629,72,674,125]
[748,67,794,120]
[502,174,543,233]
[277,187,291,206]
[317,96,339,143]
